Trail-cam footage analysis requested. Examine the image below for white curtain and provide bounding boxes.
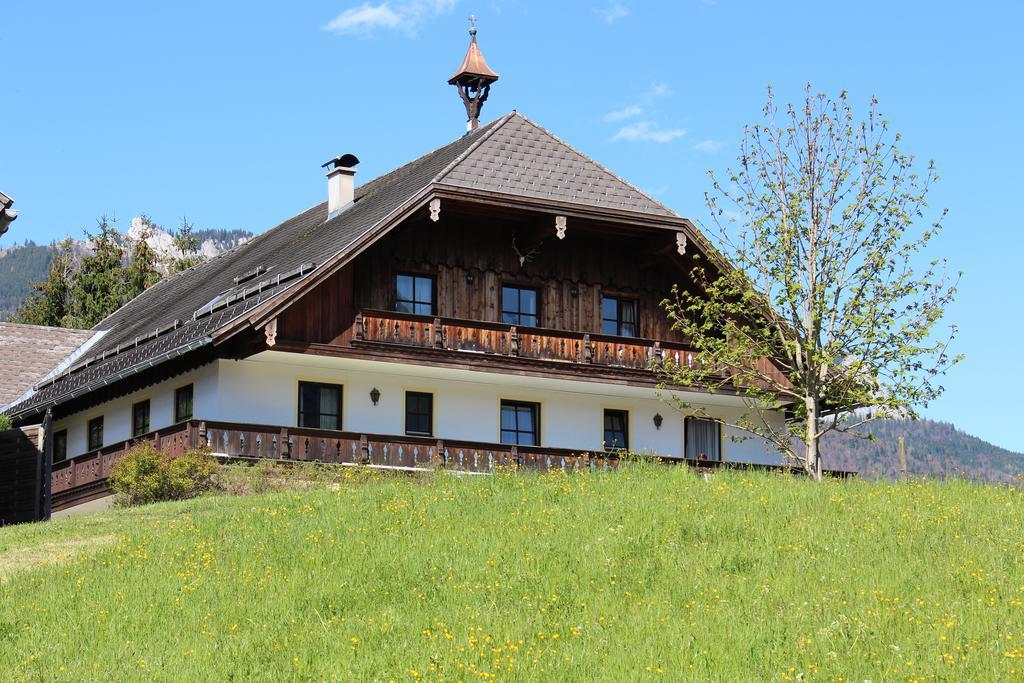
[685,418,721,461]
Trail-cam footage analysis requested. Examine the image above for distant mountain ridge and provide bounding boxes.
[822,418,1024,482]
[0,220,253,319]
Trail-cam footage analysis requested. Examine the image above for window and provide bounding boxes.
[132,400,151,437]
[603,409,629,450]
[53,429,67,463]
[501,285,540,326]
[500,400,540,446]
[395,273,435,315]
[601,297,638,337]
[175,384,194,423]
[405,391,434,436]
[87,416,104,451]
[298,382,342,430]
[685,417,722,461]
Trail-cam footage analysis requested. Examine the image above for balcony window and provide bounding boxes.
[502,285,540,327]
[685,417,721,461]
[395,273,435,315]
[175,384,194,423]
[53,429,67,463]
[601,297,638,337]
[500,400,540,446]
[132,399,151,437]
[87,416,104,451]
[298,381,342,430]
[405,391,434,436]
[603,409,629,450]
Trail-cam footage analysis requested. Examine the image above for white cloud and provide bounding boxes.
[324,0,457,35]
[647,82,672,99]
[611,121,686,143]
[693,139,724,154]
[603,105,643,122]
[594,0,629,23]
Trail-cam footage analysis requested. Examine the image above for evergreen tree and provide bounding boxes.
[125,215,163,296]
[11,239,74,327]
[65,217,129,328]
[169,215,204,273]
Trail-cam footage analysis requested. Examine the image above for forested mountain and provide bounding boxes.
[0,241,50,319]
[0,222,253,320]
[822,418,1024,482]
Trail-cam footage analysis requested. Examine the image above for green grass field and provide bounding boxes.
[1,465,1022,681]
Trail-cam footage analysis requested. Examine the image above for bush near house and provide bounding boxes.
[0,414,12,431]
[1,465,1022,680]
[108,443,216,506]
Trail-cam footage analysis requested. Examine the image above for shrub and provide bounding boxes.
[0,414,12,431]
[110,443,217,506]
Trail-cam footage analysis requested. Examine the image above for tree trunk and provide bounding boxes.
[804,397,823,481]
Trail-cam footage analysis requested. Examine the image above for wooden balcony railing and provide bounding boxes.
[352,309,703,372]
[50,419,855,511]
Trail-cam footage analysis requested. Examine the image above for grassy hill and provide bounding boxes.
[822,418,1024,482]
[1,465,1022,680]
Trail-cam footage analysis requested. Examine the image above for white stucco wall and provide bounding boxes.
[52,352,786,464]
[217,352,786,464]
[53,363,218,459]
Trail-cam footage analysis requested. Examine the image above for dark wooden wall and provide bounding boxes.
[279,266,355,345]
[279,206,693,344]
[0,426,42,525]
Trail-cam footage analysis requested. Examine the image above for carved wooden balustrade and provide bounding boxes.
[49,419,855,511]
[352,309,705,372]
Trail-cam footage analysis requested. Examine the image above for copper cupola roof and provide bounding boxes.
[448,18,499,85]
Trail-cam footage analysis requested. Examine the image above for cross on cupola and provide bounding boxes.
[449,16,499,132]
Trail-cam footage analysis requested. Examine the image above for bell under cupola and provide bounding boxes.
[449,16,499,132]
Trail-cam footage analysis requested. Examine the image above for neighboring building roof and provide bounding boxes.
[0,323,95,410]
[7,112,692,421]
[0,191,18,239]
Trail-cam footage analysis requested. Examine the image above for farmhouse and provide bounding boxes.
[4,27,792,510]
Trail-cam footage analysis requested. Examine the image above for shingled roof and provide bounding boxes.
[7,112,689,421]
[0,323,96,410]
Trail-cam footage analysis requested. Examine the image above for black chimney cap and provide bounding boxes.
[322,154,360,170]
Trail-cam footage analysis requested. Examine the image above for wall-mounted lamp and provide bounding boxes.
[570,283,579,297]
[370,387,381,406]
[653,413,663,430]
[466,271,475,284]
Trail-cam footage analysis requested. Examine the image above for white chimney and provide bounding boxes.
[322,154,360,218]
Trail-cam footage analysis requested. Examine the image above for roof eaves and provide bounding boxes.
[7,336,213,421]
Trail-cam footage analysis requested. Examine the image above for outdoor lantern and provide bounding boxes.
[653,413,663,430]
[370,387,381,406]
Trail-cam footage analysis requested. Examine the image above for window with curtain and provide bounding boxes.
[53,429,68,463]
[601,297,638,337]
[501,285,540,326]
[603,409,629,450]
[175,384,194,423]
[298,382,342,430]
[132,399,151,437]
[500,400,540,446]
[684,417,721,461]
[405,391,434,436]
[395,273,435,315]
[87,416,104,451]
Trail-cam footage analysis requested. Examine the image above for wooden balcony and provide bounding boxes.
[49,419,855,511]
[352,309,703,372]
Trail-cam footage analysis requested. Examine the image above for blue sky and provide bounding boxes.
[3,1,1022,450]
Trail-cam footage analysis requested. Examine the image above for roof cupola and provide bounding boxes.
[449,16,499,133]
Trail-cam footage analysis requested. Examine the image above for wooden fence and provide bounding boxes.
[0,426,43,525]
